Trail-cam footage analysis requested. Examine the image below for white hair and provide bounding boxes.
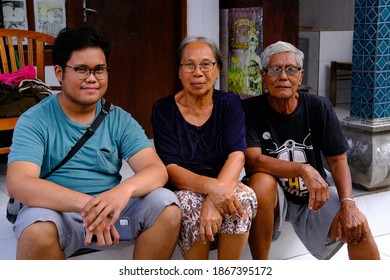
[260,41,304,69]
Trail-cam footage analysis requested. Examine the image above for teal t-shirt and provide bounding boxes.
[8,94,152,195]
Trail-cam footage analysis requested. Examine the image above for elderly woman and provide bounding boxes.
[152,36,257,260]
[242,41,380,260]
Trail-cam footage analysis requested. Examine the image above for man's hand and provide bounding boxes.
[301,165,329,211]
[81,188,129,232]
[84,215,120,247]
[336,202,368,244]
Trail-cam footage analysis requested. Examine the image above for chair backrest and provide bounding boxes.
[0,29,57,155]
[0,28,56,82]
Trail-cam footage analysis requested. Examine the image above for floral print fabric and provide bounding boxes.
[176,182,258,255]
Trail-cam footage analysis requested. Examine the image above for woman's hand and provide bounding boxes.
[206,180,245,219]
[199,197,222,244]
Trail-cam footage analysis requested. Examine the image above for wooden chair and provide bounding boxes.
[0,29,58,154]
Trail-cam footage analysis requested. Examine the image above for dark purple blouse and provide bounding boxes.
[152,89,246,187]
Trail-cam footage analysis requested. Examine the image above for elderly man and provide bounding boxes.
[242,40,380,260]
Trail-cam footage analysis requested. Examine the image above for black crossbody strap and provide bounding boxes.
[41,98,114,179]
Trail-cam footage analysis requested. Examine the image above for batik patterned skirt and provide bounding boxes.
[175,182,258,255]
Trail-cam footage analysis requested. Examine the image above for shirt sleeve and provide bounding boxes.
[151,98,182,166]
[8,111,46,167]
[116,109,152,160]
[242,96,263,148]
[219,92,247,155]
[314,96,349,156]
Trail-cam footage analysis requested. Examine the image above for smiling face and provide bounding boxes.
[178,41,220,98]
[262,51,304,101]
[55,47,108,107]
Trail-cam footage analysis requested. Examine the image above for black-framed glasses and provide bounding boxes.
[263,66,301,76]
[180,62,217,73]
[65,65,110,80]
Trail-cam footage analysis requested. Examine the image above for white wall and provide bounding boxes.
[300,30,353,102]
[45,66,61,92]
[187,0,220,44]
[298,0,355,104]
[186,0,220,88]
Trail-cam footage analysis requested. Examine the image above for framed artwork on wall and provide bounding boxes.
[2,0,28,30]
[33,0,66,37]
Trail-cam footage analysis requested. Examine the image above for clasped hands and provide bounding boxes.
[81,190,127,247]
[198,183,246,244]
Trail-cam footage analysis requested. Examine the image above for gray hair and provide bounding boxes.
[260,41,304,69]
[177,36,223,69]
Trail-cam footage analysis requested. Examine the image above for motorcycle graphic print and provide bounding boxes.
[263,131,313,198]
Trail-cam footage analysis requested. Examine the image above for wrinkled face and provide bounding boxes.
[262,51,304,100]
[55,47,108,107]
[179,41,220,97]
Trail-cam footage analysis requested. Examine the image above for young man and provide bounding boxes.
[243,41,380,260]
[6,26,181,259]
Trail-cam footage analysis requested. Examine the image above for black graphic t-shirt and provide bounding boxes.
[243,93,349,204]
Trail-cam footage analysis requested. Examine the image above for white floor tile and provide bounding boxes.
[287,253,316,260]
[269,222,309,260]
[356,191,390,237]
[329,244,349,260]
[375,234,390,259]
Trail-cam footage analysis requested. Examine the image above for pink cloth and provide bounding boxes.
[0,65,37,87]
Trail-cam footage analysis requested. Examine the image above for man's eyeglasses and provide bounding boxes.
[263,66,301,76]
[65,65,110,80]
[180,62,218,73]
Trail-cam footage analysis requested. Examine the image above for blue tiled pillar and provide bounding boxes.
[350,0,390,119]
[341,0,390,190]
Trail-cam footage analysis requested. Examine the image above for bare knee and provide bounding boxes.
[249,173,278,206]
[347,234,380,260]
[159,204,181,229]
[18,221,63,259]
[329,212,380,260]
[20,221,59,246]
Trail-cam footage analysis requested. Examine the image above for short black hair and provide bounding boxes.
[52,26,111,67]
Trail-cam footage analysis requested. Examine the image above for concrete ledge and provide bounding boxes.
[69,222,308,260]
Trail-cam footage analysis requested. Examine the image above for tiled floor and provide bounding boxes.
[1,103,390,260]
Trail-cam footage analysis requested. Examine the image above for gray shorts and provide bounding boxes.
[13,188,179,257]
[274,184,344,260]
